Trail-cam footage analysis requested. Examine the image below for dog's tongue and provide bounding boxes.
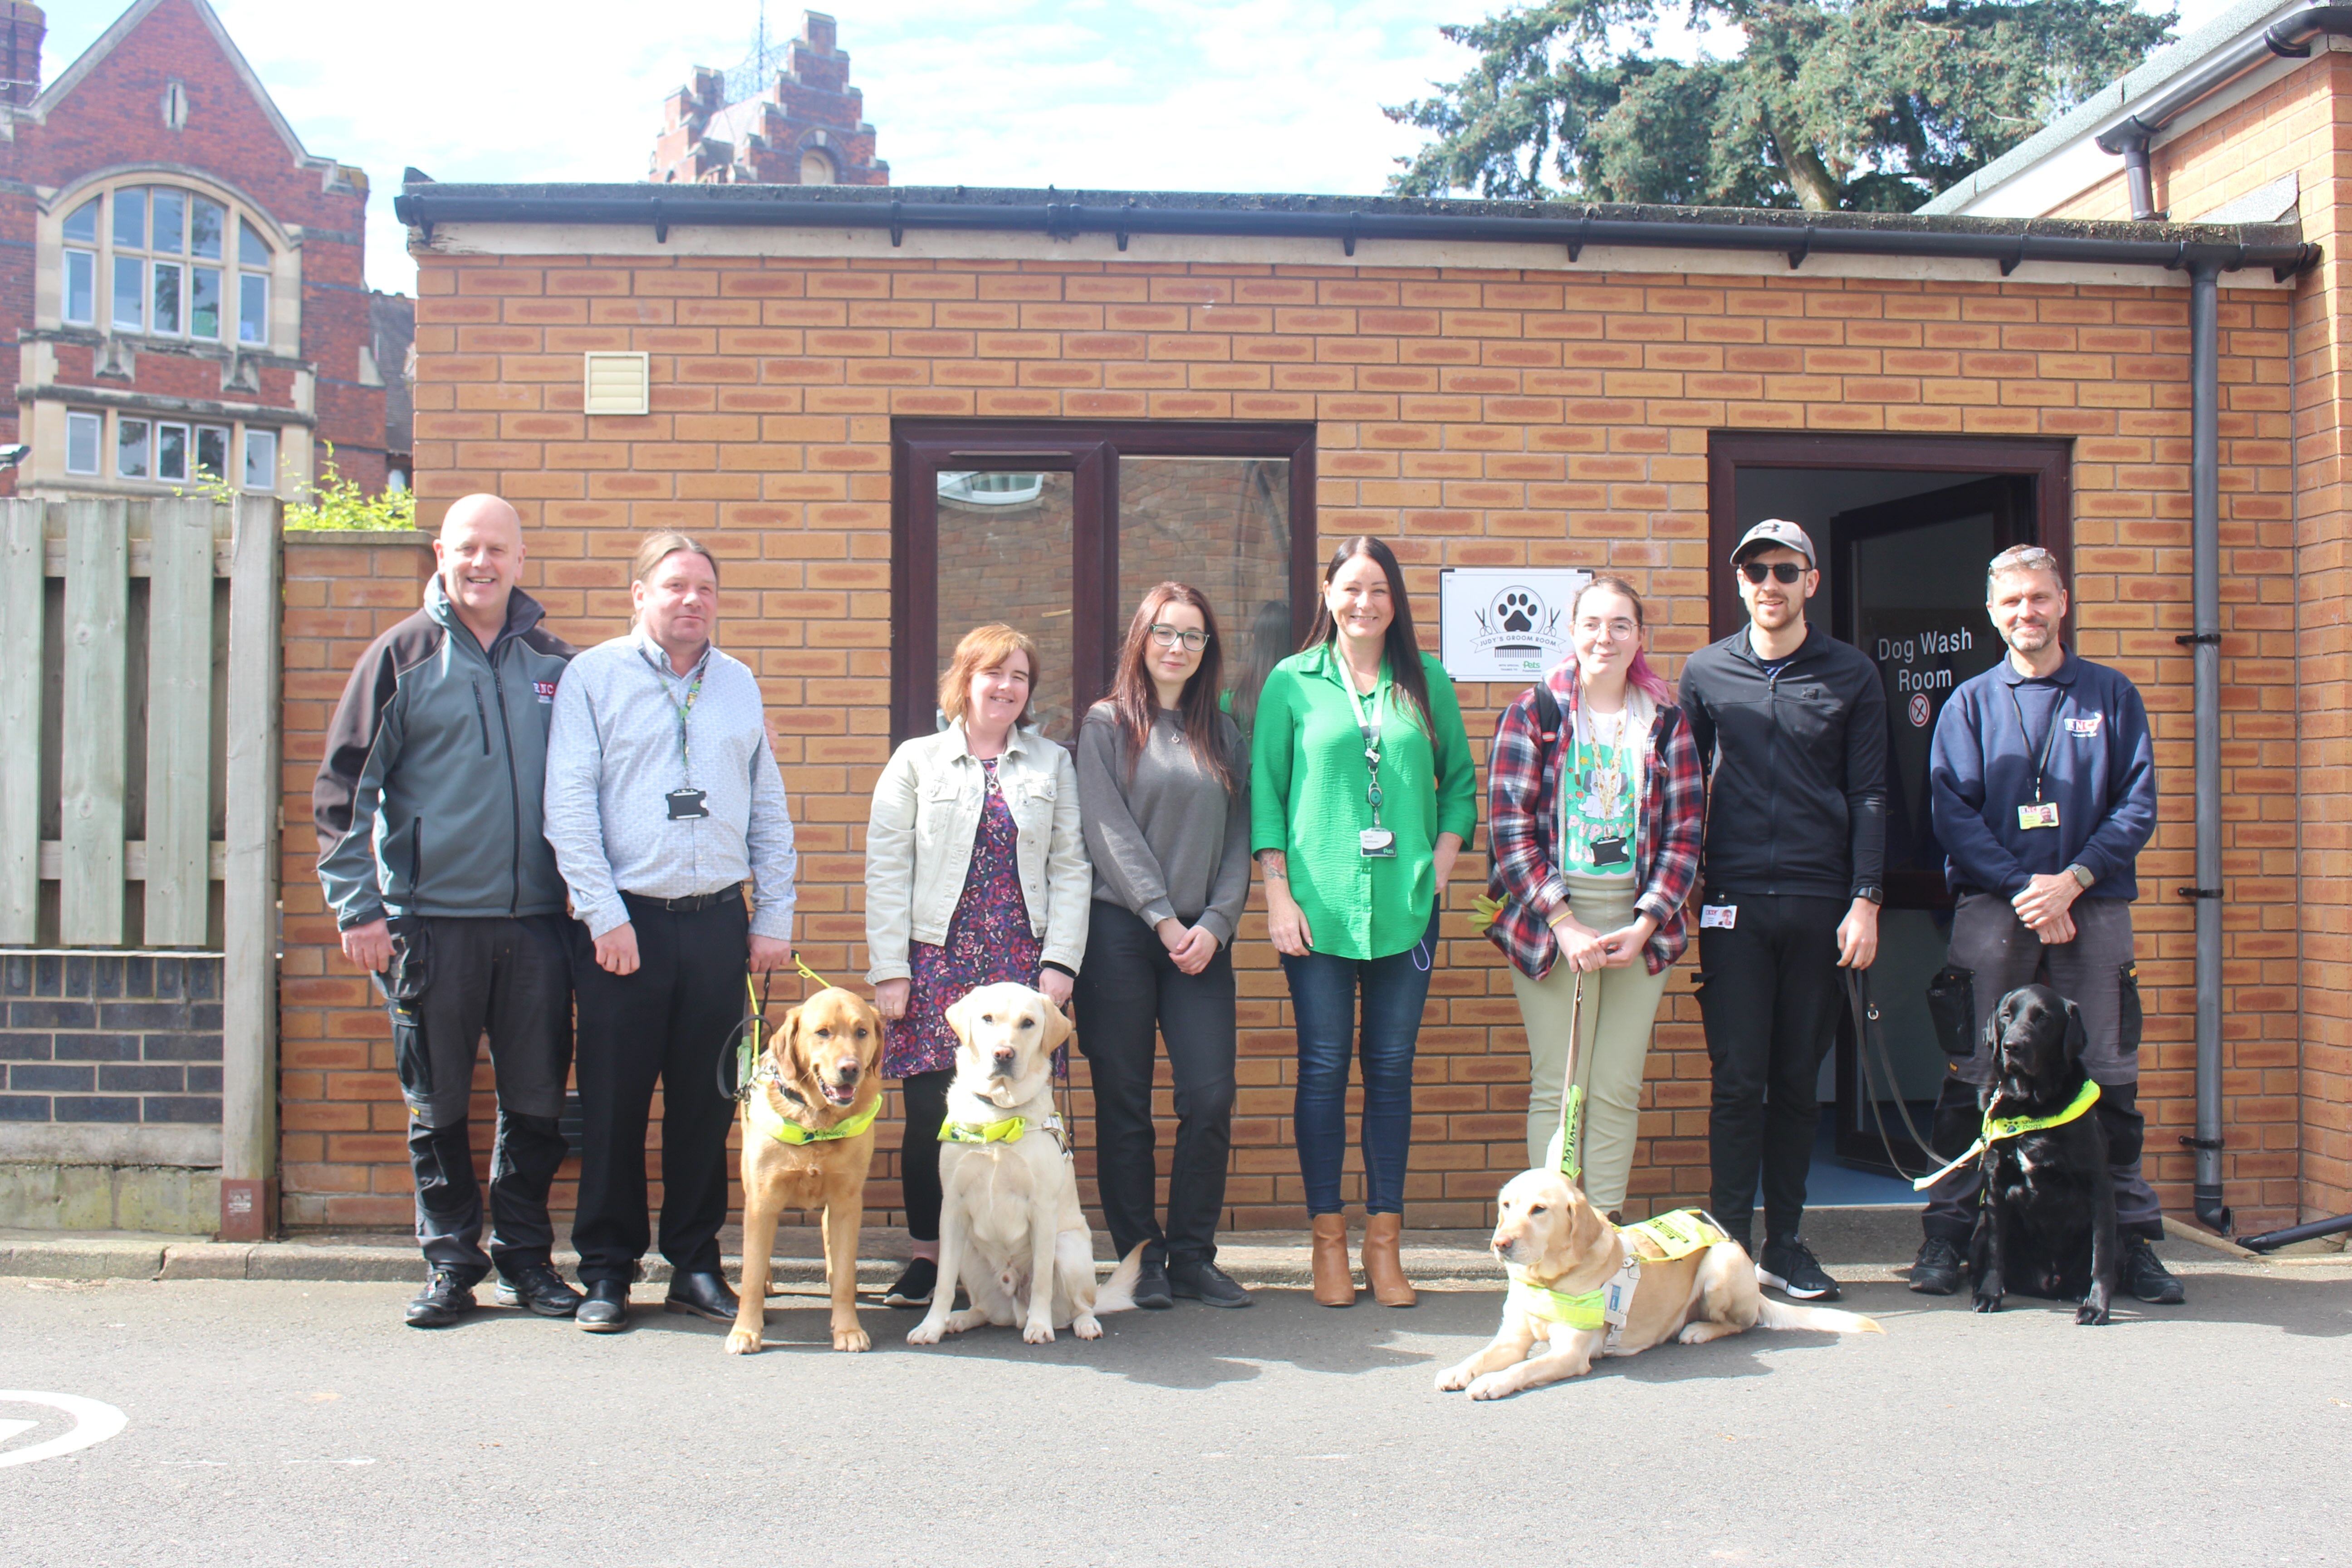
[823,1082,856,1106]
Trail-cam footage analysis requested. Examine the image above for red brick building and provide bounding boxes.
[1,0,393,500]
[650,10,887,188]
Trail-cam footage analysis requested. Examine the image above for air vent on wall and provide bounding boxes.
[583,352,650,416]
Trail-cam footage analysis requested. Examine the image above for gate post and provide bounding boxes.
[220,496,282,1240]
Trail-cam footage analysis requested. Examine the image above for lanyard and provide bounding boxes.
[638,644,707,784]
[1345,665,1386,829]
[2006,681,2065,806]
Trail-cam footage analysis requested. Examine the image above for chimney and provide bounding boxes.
[0,3,42,109]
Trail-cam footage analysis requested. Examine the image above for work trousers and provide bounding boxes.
[1282,911,1440,1216]
[569,894,748,1285]
[1697,892,1848,1249]
[390,913,573,1282]
[1510,877,1670,1215]
[1920,892,2161,1241]
[1073,902,1238,1267]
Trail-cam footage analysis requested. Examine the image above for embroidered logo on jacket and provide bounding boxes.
[534,681,557,704]
[2066,715,2102,738]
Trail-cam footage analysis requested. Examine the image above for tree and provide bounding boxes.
[1386,1,2175,212]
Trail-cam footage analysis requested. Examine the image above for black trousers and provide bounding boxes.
[1697,892,1848,1248]
[391,914,573,1282]
[1073,902,1238,1267]
[898,1068,952,1243]
[569,895,748,1285]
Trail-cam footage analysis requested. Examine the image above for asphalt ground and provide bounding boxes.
[6,1252,2351,1568]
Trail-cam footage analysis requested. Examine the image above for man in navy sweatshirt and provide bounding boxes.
[1910,544,2184,1305]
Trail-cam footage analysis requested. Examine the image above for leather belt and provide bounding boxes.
[621,882,743,914]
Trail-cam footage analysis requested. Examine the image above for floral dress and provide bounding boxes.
[885,758,1044,1078]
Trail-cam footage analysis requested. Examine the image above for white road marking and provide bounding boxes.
[0,1392,128,1469]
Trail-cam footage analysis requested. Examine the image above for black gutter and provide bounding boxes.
[392,187,2321,281]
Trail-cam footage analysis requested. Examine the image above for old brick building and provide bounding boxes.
[650,10,887,188]
[245,0,2352,1246]
[1,0,394,500]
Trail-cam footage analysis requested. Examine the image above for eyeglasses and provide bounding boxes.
[1147,623,1210,652]
[1739,560,1808,584]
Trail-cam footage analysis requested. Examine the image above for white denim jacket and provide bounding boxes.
[863,721,1091,984]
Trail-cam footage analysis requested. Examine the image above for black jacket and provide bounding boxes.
[1676,622,1887,902]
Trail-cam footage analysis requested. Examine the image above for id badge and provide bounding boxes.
[1588,835,1629,869]
[1359,828,1396,859]
[666,787,710,821]
[2017,801,2060,830]
[1699,904,1737,930]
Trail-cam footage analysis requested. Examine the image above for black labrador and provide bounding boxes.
[1970,983,2122,1326]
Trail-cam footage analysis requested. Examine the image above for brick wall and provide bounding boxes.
[0,952,223,1126]
[291,248,2310,1237]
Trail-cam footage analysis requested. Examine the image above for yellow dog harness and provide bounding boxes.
[746,1081,881,1146]
[1505,1210,1734,1348]
[1909,1079,2101,1192]
[938,1112,1069,1153]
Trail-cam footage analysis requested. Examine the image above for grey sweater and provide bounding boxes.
[1075,705,1252,945]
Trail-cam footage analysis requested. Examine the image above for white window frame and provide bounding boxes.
[194,423,230,482]
[241,427,278,492]
[54,180,279,346]
[155,421,190,483]
[116,416,152,480]
[65,410,103,475]
[64,249,95,326]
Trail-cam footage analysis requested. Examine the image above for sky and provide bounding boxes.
[41,0,2246,299]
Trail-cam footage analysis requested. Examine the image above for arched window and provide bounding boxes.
[58,181,275,348]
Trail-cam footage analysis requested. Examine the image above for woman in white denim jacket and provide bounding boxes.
[864,622,1091,1308]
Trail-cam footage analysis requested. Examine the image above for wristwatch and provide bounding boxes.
[1854,886,1884,906]
[2067,863,2095,890]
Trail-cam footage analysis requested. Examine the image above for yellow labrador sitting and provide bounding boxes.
[1436,1168,1883,1400]
[906,982,1143,1347]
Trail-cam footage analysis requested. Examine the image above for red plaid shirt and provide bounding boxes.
[1483,665,1704,979]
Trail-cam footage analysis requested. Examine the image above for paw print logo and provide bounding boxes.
[1492,588,1541,634]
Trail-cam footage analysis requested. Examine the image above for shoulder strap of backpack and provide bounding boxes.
[1532,679,1563,748]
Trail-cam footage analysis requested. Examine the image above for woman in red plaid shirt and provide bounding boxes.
[1483,576,1703,1221]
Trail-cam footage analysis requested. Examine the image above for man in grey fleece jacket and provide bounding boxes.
[314,495,579,1328]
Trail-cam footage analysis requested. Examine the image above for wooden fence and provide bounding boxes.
[0,495,281,1237]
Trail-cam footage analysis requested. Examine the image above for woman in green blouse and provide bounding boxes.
[1251,537,1476,1308]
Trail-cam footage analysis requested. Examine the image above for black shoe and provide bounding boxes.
[1132,1257,1175,1310]
[1167,1258,1252,1308]
[883,1257,936,1309]
[2123,1236,2186,1304]
[1908,1235,1965,1296]
[664,1270,740,1323]
[1756,1237,1841,1301]
[495,1263,583,1318]
[577,1279,631,1333]
[405,1267,477,1328]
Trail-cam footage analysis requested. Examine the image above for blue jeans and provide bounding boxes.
[1282,915,1438,1215]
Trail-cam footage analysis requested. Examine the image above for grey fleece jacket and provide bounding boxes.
[1074,704,1251,945]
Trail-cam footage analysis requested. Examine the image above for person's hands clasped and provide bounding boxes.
[593,921,642,976]
[1038,968,1075,1009]
[2027,907,2078,945]
[2012,871,2082,935]
[1596,913,1659,970]
[1158,917,1219,976]
[341,917,393,974]
[874,977,911,1021]
[1550,913,1607,974]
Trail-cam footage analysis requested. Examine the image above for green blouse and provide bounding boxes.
[1249,644,1478,960]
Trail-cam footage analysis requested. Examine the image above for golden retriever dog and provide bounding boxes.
[1436,1168,1884,1400]
[725,985,886,1355]
[906,982,1144,1347]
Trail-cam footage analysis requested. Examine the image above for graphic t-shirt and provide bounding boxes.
[1558,708,1638,880]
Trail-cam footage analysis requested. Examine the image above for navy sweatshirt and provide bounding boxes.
[1928,648,2156,901]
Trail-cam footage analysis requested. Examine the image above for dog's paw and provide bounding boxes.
[1433,1360,1475,1392]
[832,1324,871,1352]
[723,1328,762,1355]
[906,1319,946,1346]
[1072,1313,1102,1340]
[1465,1372,1519,1401]
[1022,1319,1056,1344]
[2076,1294,2112,1327]
[1971,1291,2003,1314]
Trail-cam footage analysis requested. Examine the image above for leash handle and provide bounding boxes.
[790,951,831,992]
[1543,969,1586,1182]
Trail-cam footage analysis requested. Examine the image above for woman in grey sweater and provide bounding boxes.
[1073,583,1254,1310]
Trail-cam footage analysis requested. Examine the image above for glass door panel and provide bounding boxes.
[1115,456,1293,741]
[933,470,1076,741]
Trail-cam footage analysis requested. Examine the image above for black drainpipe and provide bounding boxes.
[2185,260,2230,1235]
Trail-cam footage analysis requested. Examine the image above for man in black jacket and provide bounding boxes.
[1677,519,1887,1302]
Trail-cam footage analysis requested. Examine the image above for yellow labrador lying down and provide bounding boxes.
[1437,1168,1884,1400]
[906,983,1143,1347]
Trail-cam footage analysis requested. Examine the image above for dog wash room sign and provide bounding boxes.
[1438,569,1592,682]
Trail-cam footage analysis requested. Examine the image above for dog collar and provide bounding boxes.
[1909,1079,2101,1191]
[937,1112,1065,1148]
[747,1082,881,1146]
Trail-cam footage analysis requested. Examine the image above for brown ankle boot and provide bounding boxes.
[1310,1213,1355,1307]
[1361,1212,1417,1308]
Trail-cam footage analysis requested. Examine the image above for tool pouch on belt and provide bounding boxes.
[1924,964,1976,1058]
[385,918,434,1119]
[2117,961,2142,1057]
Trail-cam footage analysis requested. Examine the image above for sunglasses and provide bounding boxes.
[1147,623,1210,652]
[1740,560,1808,584]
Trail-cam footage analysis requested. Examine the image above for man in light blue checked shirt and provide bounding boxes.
[545,530,797,1333]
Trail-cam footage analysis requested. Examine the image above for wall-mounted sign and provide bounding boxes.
[1436,568,1591,682]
